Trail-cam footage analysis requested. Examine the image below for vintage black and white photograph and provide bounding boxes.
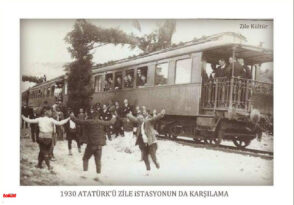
[20,19,273,186]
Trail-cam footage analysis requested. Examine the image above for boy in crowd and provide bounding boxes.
[65,112,81,155]
[126,109,166,176]
[22,107,70,170]
[99,104,112,141]
[70,112,116,181]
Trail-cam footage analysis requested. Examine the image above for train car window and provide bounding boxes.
[94,75,103,92]
[155,63,168,85]
[114,72,123,90]
[175,58,192,84]
[104,73,113,91]
[124,69,134,88]
[136,66,147,87]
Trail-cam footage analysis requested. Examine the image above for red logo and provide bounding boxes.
[3,194,16,198]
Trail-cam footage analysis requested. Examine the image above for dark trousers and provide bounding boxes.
[30,126,38,142]
[83,145,102,173]
[141,143,160,171]
[49,134,56,158]
[105,126,112,140]
[114,120,123,137]
[38,138,52,169]
[67,131,81,150]
[56,126,64,140]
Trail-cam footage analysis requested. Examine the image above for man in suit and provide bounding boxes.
[113,101,123,138]
[122,99,132,117]
[238,58,252,79]
[226,57,245,78]
[99,104,112,141]
[215,59,227,78]
[70,112,116,181]
[127,109,166,176]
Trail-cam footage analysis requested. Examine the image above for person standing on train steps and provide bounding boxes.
[69,112,117,181]
[126,109,166,176]
[21,107,70,170]
[227,57,244,78]
[237,58,252,79]
[215,59,227,78]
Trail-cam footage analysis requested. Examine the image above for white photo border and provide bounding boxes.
[0,0,293,205]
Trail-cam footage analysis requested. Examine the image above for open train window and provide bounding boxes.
[175,58,192,84]
[124,69,134,88]
[114,72,123,90]
[104,73,113,91]
[155,63,168,85]
[94,75,104,92]
[136,66,147,87]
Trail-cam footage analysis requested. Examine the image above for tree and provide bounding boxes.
[136,20,176,53]
[64,19,177,111]
[22,75,44,84]
[64,19,138,112]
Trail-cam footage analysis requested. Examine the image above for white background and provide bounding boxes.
[0,0,293,204]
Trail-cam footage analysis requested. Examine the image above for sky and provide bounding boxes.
[20,19,273,91]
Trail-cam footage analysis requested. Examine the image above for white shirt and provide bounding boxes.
[22,116,69,134]
[141,122,148,143]
[69,120,76,129]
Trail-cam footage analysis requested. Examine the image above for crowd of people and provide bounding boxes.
[104,69,147,91]
[203,57,252,81]
[21,99,165,180]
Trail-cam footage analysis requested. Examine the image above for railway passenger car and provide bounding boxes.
[23,32,273,148]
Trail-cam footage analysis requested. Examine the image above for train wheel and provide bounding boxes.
[232,138,250,148]
[211,129,224,146]
[164,132,171,139]
[206,138,222,146]
[203,138,210,144]
[193,138,201,143]
[171,135,178,140]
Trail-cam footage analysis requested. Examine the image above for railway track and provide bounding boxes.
[157,135,273,160]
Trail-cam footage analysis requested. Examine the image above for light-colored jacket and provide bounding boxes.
[127,113,164,146]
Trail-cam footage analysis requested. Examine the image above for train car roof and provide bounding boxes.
[92,32,272,74]
[24,32,272,92]
[204,44,273,65]
[29,75,64,91]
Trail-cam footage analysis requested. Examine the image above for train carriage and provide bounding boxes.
[23,32,273,148]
